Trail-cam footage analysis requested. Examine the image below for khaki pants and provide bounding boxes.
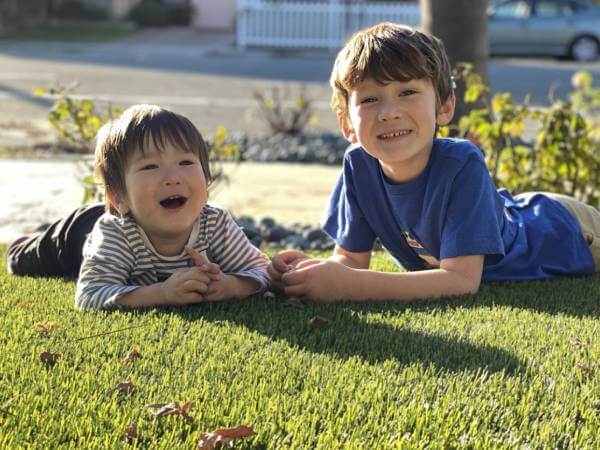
[542,193,600,272]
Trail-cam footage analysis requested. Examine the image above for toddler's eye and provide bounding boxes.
[400,89,417,97]
[179,160,196,166]
[141,164,158,170]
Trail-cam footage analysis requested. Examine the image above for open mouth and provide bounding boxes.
[378,130,412,140]
[160,195,187,209]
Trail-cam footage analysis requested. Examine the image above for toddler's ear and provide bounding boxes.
[436,92,456,126]
[107,189,130,216]
[338,113,358,144]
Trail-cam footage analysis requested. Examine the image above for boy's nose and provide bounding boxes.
[378,104,402,121]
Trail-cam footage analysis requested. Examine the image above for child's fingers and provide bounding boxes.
[295,258,322,270]
[283,282,308,298]
[182,279,209,294]
[185,267,214,284]
[185,245,210,267]
[281,268,305,286]
[272,250,307,273]
[202,261,221,276]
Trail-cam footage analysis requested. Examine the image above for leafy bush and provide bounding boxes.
[253,86,317,135]
[50,0,109,20]
[443,64,600,206]
[128,0,171,27]
[35,84,239,204]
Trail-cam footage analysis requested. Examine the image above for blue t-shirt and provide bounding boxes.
[322,138,595,280]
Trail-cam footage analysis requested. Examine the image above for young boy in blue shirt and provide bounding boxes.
[268,22,600,303]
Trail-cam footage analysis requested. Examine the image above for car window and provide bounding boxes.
[492,0,531,18]
[535,0,572,17]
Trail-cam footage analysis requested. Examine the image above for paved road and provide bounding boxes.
[1,29,599,139]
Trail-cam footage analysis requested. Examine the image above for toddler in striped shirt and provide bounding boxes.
[74,104,270,309]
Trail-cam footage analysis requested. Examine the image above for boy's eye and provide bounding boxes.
[360,96,377,104]
[400,89,417,97]
[140,164,158,170]
[179,160,196,166]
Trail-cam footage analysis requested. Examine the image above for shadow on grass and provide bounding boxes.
[450,274,600,318]
[168,298,524,376]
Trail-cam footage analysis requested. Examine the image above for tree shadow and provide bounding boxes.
[165,298,524,376]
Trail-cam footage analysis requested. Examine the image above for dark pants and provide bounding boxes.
[6,203,104,278]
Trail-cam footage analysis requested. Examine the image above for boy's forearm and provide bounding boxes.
[344,268,480,302]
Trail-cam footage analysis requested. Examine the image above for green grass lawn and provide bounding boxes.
[1,246,598,448]
[0,22,137,43]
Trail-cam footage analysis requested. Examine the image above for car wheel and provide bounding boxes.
[569,36,600,62]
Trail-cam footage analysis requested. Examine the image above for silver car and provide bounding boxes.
[489,0,600,61]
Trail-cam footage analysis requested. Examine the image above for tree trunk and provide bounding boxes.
[421,0,489,123]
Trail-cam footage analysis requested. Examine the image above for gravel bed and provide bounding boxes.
[208,131,349,165]
[236,215,335,251]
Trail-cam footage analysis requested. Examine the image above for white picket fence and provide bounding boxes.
[237,0,421,50]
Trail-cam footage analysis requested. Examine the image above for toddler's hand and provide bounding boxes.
[268,249,309,292]
[185,245,221,281]
[161,267,213,304]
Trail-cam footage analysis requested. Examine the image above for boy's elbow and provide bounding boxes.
[464,276,481,295]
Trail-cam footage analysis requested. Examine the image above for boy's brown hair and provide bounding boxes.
[94,104,212,214]
[330,22,453,121]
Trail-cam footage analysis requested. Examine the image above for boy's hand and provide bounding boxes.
[161,267,213,304]
[268,249,311,292]
[281,259,355,302]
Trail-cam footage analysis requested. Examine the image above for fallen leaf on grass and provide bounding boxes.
[198,425,255,449]
[576,362,595,375]
[308,315,330,328]
[569,338,584,349]
[40,351,61,367]
[123,422,137,442]
[109,381,136,396]
[16,302,34,309]
[0,407,15,417]
[35,321,60,331]
[284,296,305,309]
[121,347,141,365]
[146,401,193,423]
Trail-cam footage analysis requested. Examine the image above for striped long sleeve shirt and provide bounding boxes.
[76,204,270,309]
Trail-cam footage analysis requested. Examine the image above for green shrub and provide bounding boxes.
[128,0,170,27]
[50,0,109,20]
[35,84,239,204]
[443,64,600,206]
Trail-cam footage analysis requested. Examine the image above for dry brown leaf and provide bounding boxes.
[35,321,60,331]
[308,315,330,328]
[284,296,305,309]
[198,425,255,450]
[0,407,15,417]
[576,362,595,375]
[146,401,193,423]
[569,338,584,349]
[16,302,34,309]
[109,381,136,396]
[123,421,137,442]
[40,351,61,367]
[121,347,141,365]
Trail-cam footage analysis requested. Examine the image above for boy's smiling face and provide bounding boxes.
[341,77,454,183]
[110,140,208,253]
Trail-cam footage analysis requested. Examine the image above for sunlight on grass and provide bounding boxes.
[1,245,598,448]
